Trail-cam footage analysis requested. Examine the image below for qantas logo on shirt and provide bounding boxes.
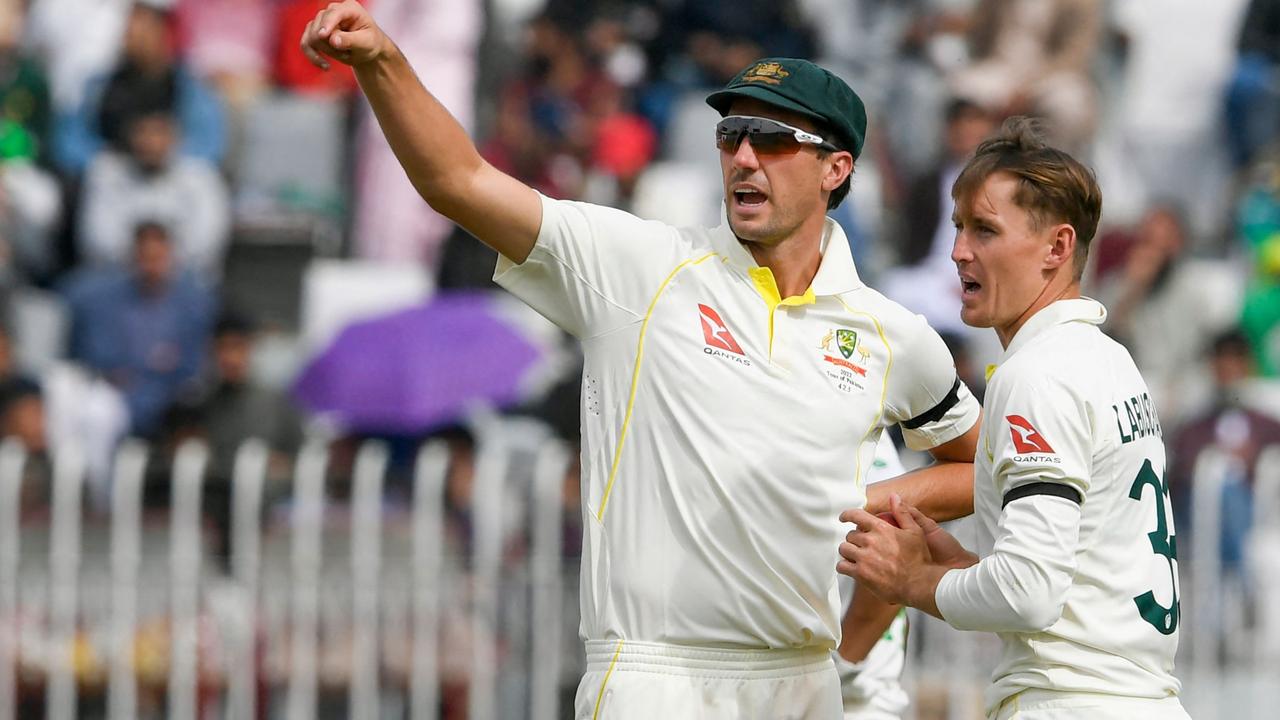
[698,304,744,354]
[1007,415,1055,454]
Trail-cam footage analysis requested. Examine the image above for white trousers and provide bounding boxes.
[992,688,1192,720]
[575,639,843,720]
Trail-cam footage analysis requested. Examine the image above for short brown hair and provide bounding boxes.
[952,117,1102,277]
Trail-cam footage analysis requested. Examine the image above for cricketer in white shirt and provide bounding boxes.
[498,194,980,718]
[839,116,1189,720]
[939,298,1185,717]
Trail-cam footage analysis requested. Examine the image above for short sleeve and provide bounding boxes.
[884,315,981,451]
[494,194,692,338]
[990,375,1092,505]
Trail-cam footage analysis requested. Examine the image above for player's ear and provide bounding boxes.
[822,151,853,193]
[1044,223,1076,272]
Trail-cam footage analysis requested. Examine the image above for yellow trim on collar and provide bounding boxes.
[748,266,816,357]
[985,363,998,383]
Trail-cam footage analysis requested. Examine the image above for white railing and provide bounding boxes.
[0,433,1274,719]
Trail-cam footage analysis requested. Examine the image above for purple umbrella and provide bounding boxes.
[292,292,551,433]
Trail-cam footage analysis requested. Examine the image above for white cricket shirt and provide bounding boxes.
[935,299,1182,713]
[497,195,979,650]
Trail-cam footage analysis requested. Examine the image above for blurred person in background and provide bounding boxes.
[52,0,225,174]
[192,311,303,482]
[159,310,303,557]
[349,0,480,267]
[1167,329,1280,546]
[1105,0,1249,240]
[0,375,53,513]
[0,1,61,284]
[1239,159,1280,376]
[0,1,52,163]
[882,98,995,336]
[1095,203,1243,428]
[949,0,1101,151]
[77,109,229,276]
[24,0,130,128]
[61,220,214,437]
[175,0,273,111]
[272,0,358,95]
[1226,0,1280,171]
[938,329,985,404]
[0,153,62,285]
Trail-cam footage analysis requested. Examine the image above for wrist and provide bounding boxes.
[905,562,950,615]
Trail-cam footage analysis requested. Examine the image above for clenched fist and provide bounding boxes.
[300,0,389,69]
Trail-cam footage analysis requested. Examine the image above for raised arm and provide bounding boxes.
[300,1,541,263]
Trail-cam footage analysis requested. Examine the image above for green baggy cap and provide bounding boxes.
[706,58,867,158]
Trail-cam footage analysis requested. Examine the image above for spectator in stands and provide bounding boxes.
[0,375,53,513]
[1109,0,1248,239]
[350,0,480,266]
[939,329,986,404]
[1168,329,1280,534]
[176,0,274,110]
[653,0,815,89]
[0,4,52,165]
[0,3,61,284]
[1095,203,1243,426]
[0,158,62,284]
[149,311,300,561]
[185,310,303,485]
[0,375,44,453]
[881,99,994,331]
[950,0,1101,150]
[1227,0,1280,169]
[272,0,357,96]
[78,109,229,276]
[24,0,130,126]
[52,0,225,174]
[61,220,215,437]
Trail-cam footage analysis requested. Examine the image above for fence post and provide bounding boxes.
[46,445,86,720]
[168,440,209,720]
[0,439,26,720]
[229,439,269,720]
[1251,444,1280,666]
[410,442,448,720]
[107,441,148,720]
[1190,446,1229,681]
[287,440,329,720]
[469,420,508,720]
[350,441,389,720]
[529,442,568,720]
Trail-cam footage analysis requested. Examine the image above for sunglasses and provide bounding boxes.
[715,115,840,154]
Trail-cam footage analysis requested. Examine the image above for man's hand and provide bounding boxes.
[301,1,388,70]
[836,495,974,618]
[901,502,977,570]
[837,494,933,605]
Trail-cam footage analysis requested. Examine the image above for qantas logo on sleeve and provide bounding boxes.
[1006,415,1055,454]
[697,304,744,354]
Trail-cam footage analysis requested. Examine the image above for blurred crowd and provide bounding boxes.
[2,0,1280,714]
